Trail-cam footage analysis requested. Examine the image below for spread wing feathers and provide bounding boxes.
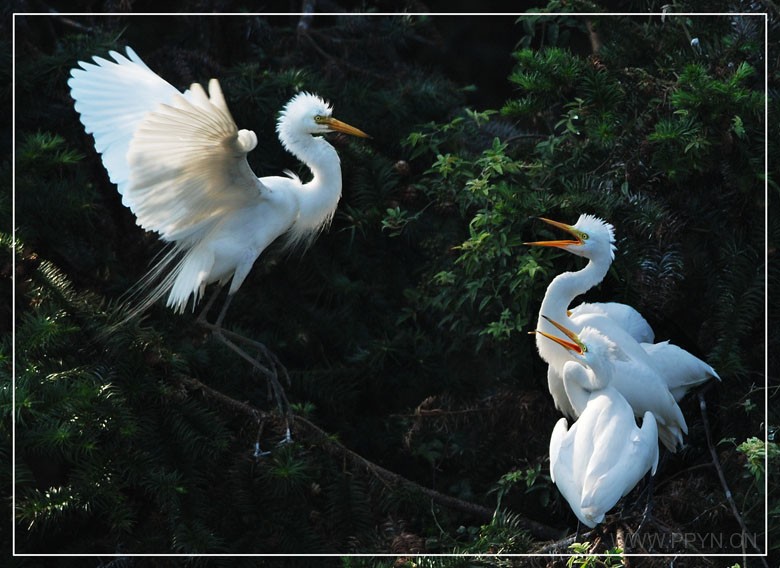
[69,47,267,245]
[68,47,181,191]
[126,80,266,243]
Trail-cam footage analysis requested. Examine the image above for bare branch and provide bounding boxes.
[698,391,767,563]
[176,374,562,541]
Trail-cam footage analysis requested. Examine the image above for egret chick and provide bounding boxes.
[528,215,719,403]
[527,216,718,448]
[537,321,659,528]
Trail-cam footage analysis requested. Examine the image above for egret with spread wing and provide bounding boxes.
[70,47,368,317]
[536,320,659,528]
[69,47,368,437]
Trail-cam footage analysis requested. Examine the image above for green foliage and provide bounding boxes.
[567,542,624,567]
[736,436,776,483]
[489,464,553,512]
[455,510,534,555]
[648,61,762,181]
[11,6,772,561]
[402,112,555,360]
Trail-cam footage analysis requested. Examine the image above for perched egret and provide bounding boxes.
[527,216,654,345]
[69,46,368,317]
[527,216,718,439]
[536,309,684,450]
[69,47,369,440]
[537,321,659,528]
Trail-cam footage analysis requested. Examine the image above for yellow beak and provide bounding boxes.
[323,117,370,138]
[524,217,583,248]
[534,315,585,355]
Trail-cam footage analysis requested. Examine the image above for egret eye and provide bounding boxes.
[314,115,326,124]
[580,232,589,241]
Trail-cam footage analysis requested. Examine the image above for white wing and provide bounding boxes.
[548,417,570,484]
[69,48,180,191]
[69,47,266,244]
[547,365,577,418]
[126,80,265,242]
[549,417,594,526]
[578,393,657,527]
[570,301,655,343]
[641,340,721,401]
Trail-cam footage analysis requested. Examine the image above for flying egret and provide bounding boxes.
[69,47,369,436]
[527,216,719,415]
[537,321,659,528]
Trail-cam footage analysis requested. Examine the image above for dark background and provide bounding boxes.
[6,2,777,565]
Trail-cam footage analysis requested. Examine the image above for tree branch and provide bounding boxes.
[176,374,562,541]
[698,391,767,563]
[297,0,317,34]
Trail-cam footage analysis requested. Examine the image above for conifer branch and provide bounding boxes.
[175,374,562,541]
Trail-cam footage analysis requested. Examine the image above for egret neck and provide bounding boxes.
[538,253,611,340]
[279,128,343,237]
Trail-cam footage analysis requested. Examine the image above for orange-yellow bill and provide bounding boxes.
[534,315,585,355]
[323,117,370,138]
[524,217,583,248]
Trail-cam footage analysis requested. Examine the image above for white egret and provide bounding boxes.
[527,215,654,344]
[527,216,718,428]
[69,46,368,318]
[535,308,684,450]
[537,321,659,528]
[528,229,689,450]
[69,47,369,440]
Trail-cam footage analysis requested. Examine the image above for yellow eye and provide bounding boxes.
[580,232,589,241]
[314,115,326,124]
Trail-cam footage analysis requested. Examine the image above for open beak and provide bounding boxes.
[323,117,370,138]
[533,315,585,355]
[524,217,583,248]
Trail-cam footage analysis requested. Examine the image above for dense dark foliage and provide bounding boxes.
[7,2,777,566]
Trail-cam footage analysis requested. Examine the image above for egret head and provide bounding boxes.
[525,214,616,261]
[277,92,368,142]
[535,317,626,381]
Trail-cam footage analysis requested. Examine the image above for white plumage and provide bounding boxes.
[69,47,368,315]
[541,325,659,528]
[569,301,655,344]
[528,214,719,450]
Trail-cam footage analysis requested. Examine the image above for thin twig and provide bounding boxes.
[533,530,595,554]
[297,0,317,33]
[48,12,95,33]
[299,30,389,81]
[698,391,767,563]
[616,526,629,568]
[175,374,562,541]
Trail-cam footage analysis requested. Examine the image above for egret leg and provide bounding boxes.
[635,471,656,534]
[198,289,293,447]
[252,414,271,459]
[195,284,224,325]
